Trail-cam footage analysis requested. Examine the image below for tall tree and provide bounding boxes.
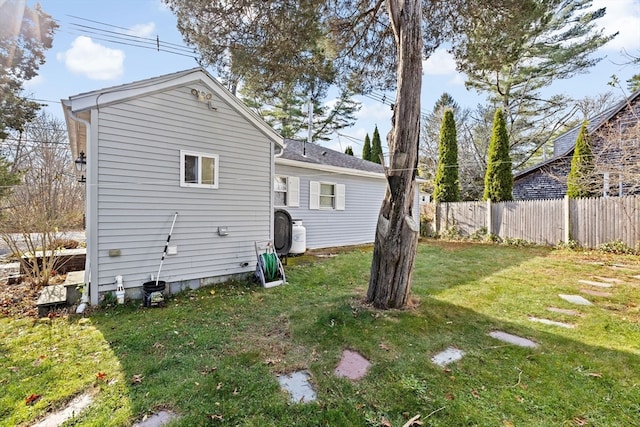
[421,92,485,200]
[0,1,57,139]
[166,0,577,309]
[455,0,616,168]
[241,83,361,141]
[432,109,459,202]
[483,109,513,202]
[344,146,354,155]
[627,75,640,93]
[362,133,372,161]
[370,125,383,164]
[566,121,597,198]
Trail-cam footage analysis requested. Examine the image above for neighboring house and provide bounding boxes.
[63,68,283,305]
[275,139,422,249]
[513,90,640,200]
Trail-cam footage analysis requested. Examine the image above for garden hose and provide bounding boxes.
[261,252,279,282]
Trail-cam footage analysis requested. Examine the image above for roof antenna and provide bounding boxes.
[305,92,313,157]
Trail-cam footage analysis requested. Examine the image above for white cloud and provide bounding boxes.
[23,74,44,88]
[126,22,156,38]
[423,48,457,76]
[57,36,125,80]
[592,0,640,51]
[354,99,393,121]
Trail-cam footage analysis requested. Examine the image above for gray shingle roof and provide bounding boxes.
[279,138,384,174]
[515,89,640,179]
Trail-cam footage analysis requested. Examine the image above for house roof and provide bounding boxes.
[514,89,640,179]
[279,138,384,173]
[277,138,429,182]
[62,67,284,159]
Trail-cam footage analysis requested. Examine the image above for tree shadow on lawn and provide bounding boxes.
[79,279,640,426]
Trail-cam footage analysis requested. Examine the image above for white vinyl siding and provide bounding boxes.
[310,181,345,210]
[277,164,420,249]
[275,175,299,207]
[93,83,274,292]
[180,150,218,188]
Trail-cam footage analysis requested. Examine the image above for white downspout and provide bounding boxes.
[67,106,91,314]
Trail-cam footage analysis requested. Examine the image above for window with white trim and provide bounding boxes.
[180,150,219,188]
[309,181,345,210]
[274,176,300,207]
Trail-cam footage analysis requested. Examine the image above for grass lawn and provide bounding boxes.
[1,240,639,426]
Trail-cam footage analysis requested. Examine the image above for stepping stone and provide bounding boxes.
[32,393,93,427]
[277,371,316,403]
[559,294,593,306]
[580,288,612,297]
[578,279,612,288]
[609,264,632,270]
[334,349,371,380]
[547,307,582,317]
[593,276,623,284]
[431,347,465,367]
[133,411,179,427]
[528,317,574,328]
[488,331,538,348]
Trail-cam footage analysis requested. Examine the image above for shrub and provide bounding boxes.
[597,240,637,255]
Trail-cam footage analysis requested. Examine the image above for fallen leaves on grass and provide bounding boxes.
[208,414,223,421]
[588,372,602,378]
[95,372,107,381]
[379,343,390,351]
[573,416,588,426]
[216,382,222,390]
[131,374,143,384]
[25,393,42,405]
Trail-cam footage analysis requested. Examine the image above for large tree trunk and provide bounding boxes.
[367,0,422,309]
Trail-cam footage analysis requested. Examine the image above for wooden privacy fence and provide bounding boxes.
[432,195,639,249]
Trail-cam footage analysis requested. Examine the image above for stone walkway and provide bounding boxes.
[277,273,639,401]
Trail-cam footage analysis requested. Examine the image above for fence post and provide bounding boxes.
[486,199,492,236]
[563,195,570,244]
[433,202,439,235]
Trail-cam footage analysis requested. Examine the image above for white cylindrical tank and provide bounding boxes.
[290,220,306,254]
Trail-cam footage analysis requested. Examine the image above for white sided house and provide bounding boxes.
[63,68,283,305]
[275,139,422,249]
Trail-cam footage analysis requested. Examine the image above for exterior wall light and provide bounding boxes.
[75,151,87,183]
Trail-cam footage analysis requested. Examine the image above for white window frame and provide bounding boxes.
[180,150,219,189]
[309,181,345,210]
[274,175,300,207]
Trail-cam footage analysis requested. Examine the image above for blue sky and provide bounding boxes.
[21,0,640,156]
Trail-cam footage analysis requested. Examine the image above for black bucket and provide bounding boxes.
[143,280,166,307]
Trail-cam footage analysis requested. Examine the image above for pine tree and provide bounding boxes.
[362,134,372,161]
[567,121,597,199]
[483,109,513,202]
[345,146,354,156]
[371,126,383,164]
[433,109,459,202]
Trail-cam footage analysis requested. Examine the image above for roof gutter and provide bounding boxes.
[64,104,92,313]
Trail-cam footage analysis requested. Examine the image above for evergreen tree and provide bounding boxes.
[627,74,640,93]
[371,126,383,164]
[362,134,372,161]
[432,109,459,202]
[566,121,597,198]
[483,109,513,202]
[345,146,354,156]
